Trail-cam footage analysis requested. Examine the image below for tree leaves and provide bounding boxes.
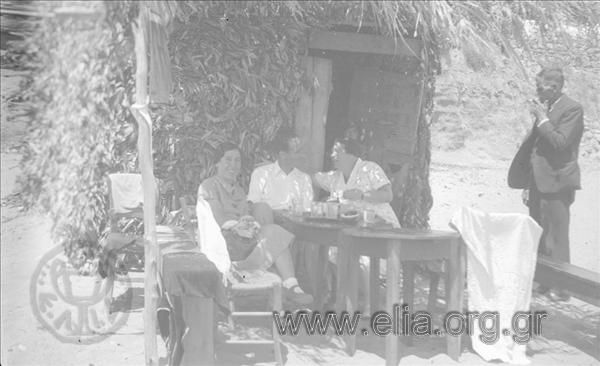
[19,1,135,264]
[153,3,308,197]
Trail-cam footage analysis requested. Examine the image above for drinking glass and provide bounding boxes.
[326,202,339,219]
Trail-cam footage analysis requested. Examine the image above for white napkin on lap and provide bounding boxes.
[196,198,231,281]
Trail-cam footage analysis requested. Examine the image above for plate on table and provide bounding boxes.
[339,210,360,223]
[303,215,342,224]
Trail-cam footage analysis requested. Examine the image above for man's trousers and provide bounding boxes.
[528,185,575,263]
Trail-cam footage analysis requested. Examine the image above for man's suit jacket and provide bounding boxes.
[508,94,584,193]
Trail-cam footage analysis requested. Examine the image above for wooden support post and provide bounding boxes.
[131,6,159,366]
[447,238,465,361]
[294,56,332,175]
[385,242,401,366]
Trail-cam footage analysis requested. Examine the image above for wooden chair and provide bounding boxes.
[100,174,165,314]
[179,197,284,365]
[102,174,162,277]
[177,195,197,240]
[97,174,148,317]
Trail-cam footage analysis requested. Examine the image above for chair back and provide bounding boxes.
[106,173,145,233]
[107,173,163,228]
[108,174,144,214]
[178,196,198,243]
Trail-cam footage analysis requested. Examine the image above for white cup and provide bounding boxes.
[363,209,376,224]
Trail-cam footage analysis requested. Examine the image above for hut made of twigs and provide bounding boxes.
[136,1,443,229]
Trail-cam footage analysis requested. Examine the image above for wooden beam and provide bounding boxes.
[535,256,600,306]
[308,29,422,58]
[131,7,159,366]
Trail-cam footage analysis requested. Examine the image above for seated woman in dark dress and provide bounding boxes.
[198,142,312,305]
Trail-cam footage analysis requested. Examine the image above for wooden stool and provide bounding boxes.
[226,271,284,366]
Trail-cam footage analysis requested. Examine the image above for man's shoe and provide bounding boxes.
[546,289,571,302]
[284,285,314,306]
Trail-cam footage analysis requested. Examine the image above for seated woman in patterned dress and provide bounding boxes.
[198,142,313,305]
[314,137,400,227]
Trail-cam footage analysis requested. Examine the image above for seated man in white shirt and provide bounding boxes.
[248,128,314,220]
[247,128,314,300]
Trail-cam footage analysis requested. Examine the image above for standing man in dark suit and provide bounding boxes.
[508,66,584,301]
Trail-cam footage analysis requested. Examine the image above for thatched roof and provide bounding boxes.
[136,1,600,72]
[6,1,598,73]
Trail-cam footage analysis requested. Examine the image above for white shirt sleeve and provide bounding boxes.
[301,174,314,210]
[247,168,264,203]
[367,162,391,191]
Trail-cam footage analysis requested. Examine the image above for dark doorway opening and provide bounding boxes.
[322,53,356,171]
[313,50,420,173]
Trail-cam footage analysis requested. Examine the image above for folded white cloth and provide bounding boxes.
[196,198,231,281]
[450,206,542,365]
[108,174,144,214]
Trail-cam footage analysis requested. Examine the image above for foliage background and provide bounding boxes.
[153,1,310,195]
[10,0,600,262]
[16,1,137,261]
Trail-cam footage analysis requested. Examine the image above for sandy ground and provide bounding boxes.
[429,153,600,274]
[2,68,599,365]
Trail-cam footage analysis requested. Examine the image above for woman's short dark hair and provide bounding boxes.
[214,142,241,164]
[334,137,363,157]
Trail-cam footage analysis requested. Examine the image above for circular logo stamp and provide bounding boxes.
[30,245,132,344]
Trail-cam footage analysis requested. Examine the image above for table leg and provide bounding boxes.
[446,238,465,361]
[402,262,415,347]
[402,262,415,312]
[272,283,284,366]
[315,245,330,310]
[369,257,380,314]
[181,296,214,366]
[386,241,401,366]
[427,271,441,315]
[335,239,348,314]
[337,235,359,355]
[304,243,326,308]
[304,244,318,298]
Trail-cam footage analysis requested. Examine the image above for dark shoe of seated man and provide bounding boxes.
[283,279,314,306]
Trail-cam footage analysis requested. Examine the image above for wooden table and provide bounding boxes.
[275,213,354,309]
[337,227,465,366]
